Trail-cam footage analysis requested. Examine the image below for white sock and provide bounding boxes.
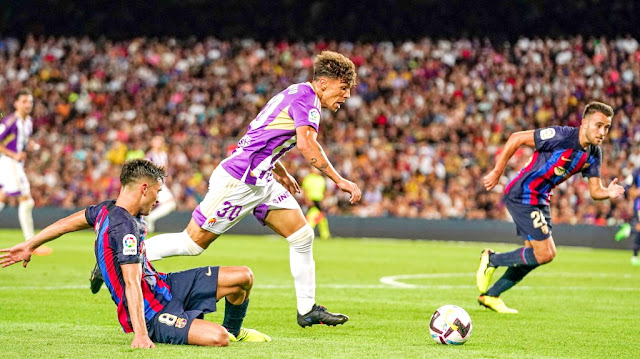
[145,201,177,233]
[286,225,316,314]
[144,230,204,261]
[0,202,5,213]
[18,198,35,240]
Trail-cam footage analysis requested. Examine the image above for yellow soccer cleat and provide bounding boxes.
[476,249,496,293]
[228,328,272,343]
[478,295,518,314]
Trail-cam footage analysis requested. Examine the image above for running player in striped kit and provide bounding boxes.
[476,101,625,313]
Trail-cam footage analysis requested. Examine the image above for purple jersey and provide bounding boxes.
[505,126,602,206]
[0,113,32,153]
[86,200,172,333]
[221,82,321,186]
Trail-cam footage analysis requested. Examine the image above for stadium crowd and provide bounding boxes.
[1,34,639,225]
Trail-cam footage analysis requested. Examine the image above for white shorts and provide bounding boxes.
[192,166,300,234]
[0,155,30,196]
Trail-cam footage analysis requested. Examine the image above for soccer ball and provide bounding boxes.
[429,305,472,345]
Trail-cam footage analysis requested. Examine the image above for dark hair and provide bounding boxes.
[313,51,357,87]
[583,101,614,119]
[14,88,33,102]
[120,159,166,187]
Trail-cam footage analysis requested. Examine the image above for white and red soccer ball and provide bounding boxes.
[429,305,472,345]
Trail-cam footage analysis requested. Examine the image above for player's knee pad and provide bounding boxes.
[286,224,314,253]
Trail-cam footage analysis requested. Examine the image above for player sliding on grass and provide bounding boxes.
[92,51,361,328]
[0,159,270,347]
[477,101,625,313]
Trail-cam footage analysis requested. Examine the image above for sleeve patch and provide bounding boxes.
[122,234,137,255]
[308,108,320,125]
[540,128,556,140]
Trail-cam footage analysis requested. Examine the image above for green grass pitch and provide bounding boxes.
[0,229,638,358]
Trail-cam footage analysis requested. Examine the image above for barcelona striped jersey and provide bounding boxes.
[505,126,602,206]
[85,200,172,333]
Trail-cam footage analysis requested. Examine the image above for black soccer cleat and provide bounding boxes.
[90,263,104,294]
[297,304,349,328]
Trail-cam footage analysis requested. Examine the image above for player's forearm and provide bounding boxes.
[272,161,288,177]
[122,265,150,338]
[298,142,342,183]
[26,210,90,248]
[124,284,150,338]
[589,186,609,200]
[493,132,530,173]
[0,144,18,159]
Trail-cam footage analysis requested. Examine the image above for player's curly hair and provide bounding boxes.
[583,101,614,119]
[313,51,357,88]
[120,159,166,186]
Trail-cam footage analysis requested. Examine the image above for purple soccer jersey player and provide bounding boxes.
[0,89,51,255]
[139,51,362,328]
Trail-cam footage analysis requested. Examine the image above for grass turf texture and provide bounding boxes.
[0,229,638,358]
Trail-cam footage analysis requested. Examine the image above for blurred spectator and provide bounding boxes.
[2,35,639,226]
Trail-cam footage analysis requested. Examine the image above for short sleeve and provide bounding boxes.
[289,97,320,131]
[109,221,143,265]
[582,147,602,178]
[85,204,102,227]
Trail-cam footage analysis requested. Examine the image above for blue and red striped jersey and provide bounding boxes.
[505,126,602,206]
[85,200,172,333]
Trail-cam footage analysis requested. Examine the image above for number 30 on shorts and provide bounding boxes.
[530,210,549,235]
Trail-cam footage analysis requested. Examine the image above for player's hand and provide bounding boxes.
[483,168,502,191]
[607,178,625,199]
[336,178,361,204]
[275,172,300,194]
[0,242,33,268]
[13,151,26,161]
[131,335,155,348]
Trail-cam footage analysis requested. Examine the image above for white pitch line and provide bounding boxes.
[379,272,640,291]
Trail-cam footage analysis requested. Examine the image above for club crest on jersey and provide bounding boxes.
[554,166,566,176]
[123,234,137,255]
[238,135,252,148]
[308,108,320,125]
[175,317,187,329]
[540,128,556,140]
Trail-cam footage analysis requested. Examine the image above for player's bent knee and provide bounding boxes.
[238,266,253,289]
[286,224,314,253]
[535,248,555,264]
[210,328,230,347]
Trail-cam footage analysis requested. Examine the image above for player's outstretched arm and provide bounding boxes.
[296,125,361,204]
[0,210,90,268]
[273,161,301,195]
[588,177,625,200]
[483,130,536,191]
[121,263,155,348]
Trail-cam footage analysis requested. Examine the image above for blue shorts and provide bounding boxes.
[504,199,552,241]
[147,266,220,345]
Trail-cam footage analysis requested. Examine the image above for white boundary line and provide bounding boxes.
[379,272,640,291]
